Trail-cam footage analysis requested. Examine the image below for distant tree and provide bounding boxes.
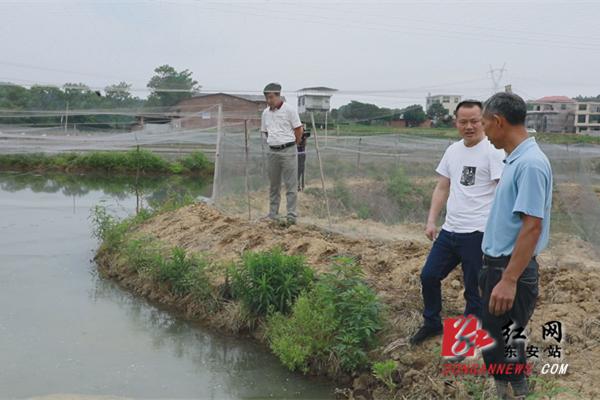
[105,82,136,105]
[0,83,29,109]
[426,102,450,124]
[333,100,402,124]
[146,65,200,108]
[337,100,382,121]
[574,94,600,102]
[402,105,427,127]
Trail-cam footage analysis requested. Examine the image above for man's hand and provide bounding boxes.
[294,126,304,144]
[489,277,517,316]
[425,222,438,241]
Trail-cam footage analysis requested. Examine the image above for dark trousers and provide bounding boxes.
[420,229,484,328]
[479,255,539,382]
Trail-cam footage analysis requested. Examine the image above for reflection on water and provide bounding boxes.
[0,172,334,399]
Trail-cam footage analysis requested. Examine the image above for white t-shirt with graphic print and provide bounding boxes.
[435,137,505,233]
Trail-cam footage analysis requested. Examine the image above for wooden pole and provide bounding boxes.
[357,137,362,172]
[64,101,69,133]
[244,120,251,220]
[211,104,223,201]
[310,112,332,229]
[325,111,328,146]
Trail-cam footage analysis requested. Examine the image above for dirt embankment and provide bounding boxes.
[95,202,600,399]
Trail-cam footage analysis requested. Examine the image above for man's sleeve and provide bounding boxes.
[289,108,302,129]
[435,148,451,178]
[513,165,549,219]
[489,148,505,181]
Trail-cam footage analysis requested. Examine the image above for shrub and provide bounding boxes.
[372,360,397,391]
[90,205,130,251]
[180,151,211,173]
[154,247,196,293]
[386,167,428,219]
[266,290,338,373]
[266,257,383,373]
[357,205,372,220]
[332,180,352,209]
[123,236,164,273]
[231,248,314,316]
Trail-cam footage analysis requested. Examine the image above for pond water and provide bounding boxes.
[0,172,334,399]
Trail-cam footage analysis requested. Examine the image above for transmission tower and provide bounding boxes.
[489,63,507,93]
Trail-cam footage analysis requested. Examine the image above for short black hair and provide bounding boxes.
[483,92,527,125]
[454,99,483,116]
[263,82,282,95]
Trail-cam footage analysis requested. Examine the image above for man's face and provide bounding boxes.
[455,106,484,146]
[264,92,281,108]
[482,113,505,149]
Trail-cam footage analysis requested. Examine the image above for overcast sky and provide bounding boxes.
[1,0,599,109]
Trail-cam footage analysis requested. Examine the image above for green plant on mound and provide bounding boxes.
[387,166,428,218]
[372,360,397,391]
[91,193,195,251]
[91,205,136,251]
[230,248,315,316]
[266,257,383,374]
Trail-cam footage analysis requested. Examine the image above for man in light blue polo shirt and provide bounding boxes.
[480,92,552,400]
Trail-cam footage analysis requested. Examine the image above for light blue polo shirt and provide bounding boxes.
[482,137,553,257]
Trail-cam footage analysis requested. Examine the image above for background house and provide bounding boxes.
[426,94,462,116]
[171,93,270,129]
[525,96,576,133]
[575,101,600,135]
[297,87,337,114]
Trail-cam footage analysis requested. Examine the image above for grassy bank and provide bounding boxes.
[337,123,600,145]
[0,149,213,176]
[92,202,387,387]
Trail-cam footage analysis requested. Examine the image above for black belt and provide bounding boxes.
[269,141,296,150]
[483,254,536,269]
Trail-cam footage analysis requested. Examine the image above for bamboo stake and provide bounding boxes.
[310,112,332,229]
[244,120,251,220]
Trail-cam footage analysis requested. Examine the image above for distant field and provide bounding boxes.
[335,123,600,144]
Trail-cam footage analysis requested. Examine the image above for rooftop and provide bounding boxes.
[533,96,575,103]
[297,86,337,92]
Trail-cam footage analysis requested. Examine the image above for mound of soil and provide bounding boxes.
[99,202,600,399]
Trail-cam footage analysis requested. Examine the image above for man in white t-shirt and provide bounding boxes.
[411,100,505,345]
[260,83,303,225]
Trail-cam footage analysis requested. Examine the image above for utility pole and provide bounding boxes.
[64,100,69,133]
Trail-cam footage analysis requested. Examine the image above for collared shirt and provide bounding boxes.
[482,137,553,257]
[260,101,302,146]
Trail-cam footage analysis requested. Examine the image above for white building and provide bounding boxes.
[426,94,462,115]
[575,101,600,134]
[526,96,576,133]
[297,87,337,114]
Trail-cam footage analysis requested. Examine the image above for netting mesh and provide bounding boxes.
[0,105,220,155]
[211,113,600,255]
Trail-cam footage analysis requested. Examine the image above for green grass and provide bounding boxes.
[334,123,455,138]
[337,123,600,145]
[0,149,213,176]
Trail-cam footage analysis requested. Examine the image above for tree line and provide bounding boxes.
[329,100,452,127]
[0,65,198,128]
